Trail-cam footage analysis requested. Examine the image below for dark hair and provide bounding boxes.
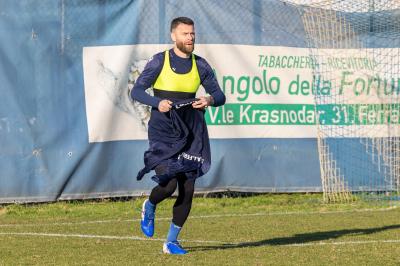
[170,17,194,32]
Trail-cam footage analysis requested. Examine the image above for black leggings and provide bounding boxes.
[149,173,195,227]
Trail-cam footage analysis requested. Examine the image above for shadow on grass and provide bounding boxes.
[186,224,400,252]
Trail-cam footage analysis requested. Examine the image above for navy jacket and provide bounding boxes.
[136,98,211,184]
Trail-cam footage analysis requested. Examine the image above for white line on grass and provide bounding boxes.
[287,239,400,247]
[0,232,226,244]
[0,206,397,228]
[0,232,399,248]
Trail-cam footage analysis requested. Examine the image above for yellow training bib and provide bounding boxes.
[153,51,201,93]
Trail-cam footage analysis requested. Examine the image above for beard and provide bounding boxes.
[176,40,194,55]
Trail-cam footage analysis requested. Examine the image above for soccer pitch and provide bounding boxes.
[0,194,399,265]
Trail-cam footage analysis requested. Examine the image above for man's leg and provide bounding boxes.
[172,174,196,227]
[149,178,178,205]
[141,178,178,237]
[163,173,195,255]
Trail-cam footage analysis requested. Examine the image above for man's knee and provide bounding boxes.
[184,181,195,196]
[159,178,178,196]
[181,179,195,201]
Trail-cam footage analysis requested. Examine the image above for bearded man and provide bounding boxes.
[131,16,226,255]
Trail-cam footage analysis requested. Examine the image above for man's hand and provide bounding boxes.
[192,96,213,109]
[158,99,173,112]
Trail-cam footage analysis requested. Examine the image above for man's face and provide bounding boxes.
[171,23,195,55]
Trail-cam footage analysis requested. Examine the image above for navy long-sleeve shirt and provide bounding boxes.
[131,49,226,108]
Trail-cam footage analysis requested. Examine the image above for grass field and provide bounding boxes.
[0,194,399,265]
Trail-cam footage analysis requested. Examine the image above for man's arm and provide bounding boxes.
[130,54,164,108]
[196,57,226,107]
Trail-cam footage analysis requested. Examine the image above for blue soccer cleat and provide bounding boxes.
[163,241,188,255]
[140,199,155,237]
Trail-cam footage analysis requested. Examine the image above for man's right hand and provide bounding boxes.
[158,99,173,112]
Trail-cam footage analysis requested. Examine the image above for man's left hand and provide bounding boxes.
[192,96,212,109]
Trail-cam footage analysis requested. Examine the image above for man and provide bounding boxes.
[131,17,225,255]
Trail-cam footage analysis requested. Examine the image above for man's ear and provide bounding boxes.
[170,31,176,42]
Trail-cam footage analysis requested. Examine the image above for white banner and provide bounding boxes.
[83,44,400,142]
